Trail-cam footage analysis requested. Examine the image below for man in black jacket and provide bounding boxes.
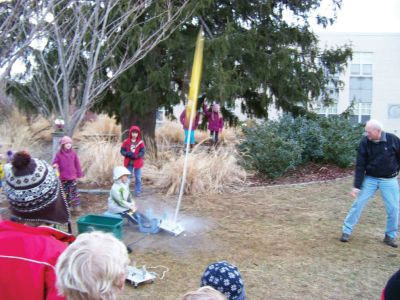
[340,120,400,247]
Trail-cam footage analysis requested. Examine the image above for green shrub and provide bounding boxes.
[319,116,363,167]
[270,114,326,163]
[238,124,302,178]
[238,114,363,177]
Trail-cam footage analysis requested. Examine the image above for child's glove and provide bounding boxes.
[127,152,135,159]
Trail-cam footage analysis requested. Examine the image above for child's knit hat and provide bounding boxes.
[4,151,70,225]
[200,261,245,300]
[60,135,73,145]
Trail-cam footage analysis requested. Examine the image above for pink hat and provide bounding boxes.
[60,136,73,145]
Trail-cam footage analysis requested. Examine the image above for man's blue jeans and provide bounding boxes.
[343,176,399,238]
[127,165,142,196]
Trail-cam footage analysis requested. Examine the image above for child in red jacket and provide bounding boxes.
[120,126,145,197]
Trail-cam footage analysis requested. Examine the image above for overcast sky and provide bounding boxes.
[315,0,400,32]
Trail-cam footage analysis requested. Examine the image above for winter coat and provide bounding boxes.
[203,103,224,131]
[107,166,135,214]
[121,126,145,169]
[382,268,400,300]
[53,148,83,181]
[180,109,200,130]
[354,132,400,189]
[0,220,75,300]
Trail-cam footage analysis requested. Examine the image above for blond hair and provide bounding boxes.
[181,286,228,300]
[56,231,129,300]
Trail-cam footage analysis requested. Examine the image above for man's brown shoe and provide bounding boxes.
[383,235,398,248]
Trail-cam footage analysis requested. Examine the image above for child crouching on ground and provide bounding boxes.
[107,166,147,224]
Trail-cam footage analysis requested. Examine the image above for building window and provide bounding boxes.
[349,77,372,103]
[315,102,338,116]
[350,63,372,76]
[349,102,371,125]
[349,52,373,124]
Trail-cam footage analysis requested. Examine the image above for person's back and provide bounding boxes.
[0,221,74,299]
[0,151,74,299]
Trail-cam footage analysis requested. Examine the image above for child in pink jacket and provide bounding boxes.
[203,101,224,145]
[53,136,83,212]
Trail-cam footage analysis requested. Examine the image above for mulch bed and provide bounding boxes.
[246,162,354,186]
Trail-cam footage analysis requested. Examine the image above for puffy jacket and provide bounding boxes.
[53,148,83,180]
[107,166,135,214]
[120,126,145,169]
[0,221,75,300]
[354,132,400,189]
[203,103,224,131]
[180,109,200,130]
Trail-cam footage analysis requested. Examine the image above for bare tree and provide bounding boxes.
[8,0,190,135]
[0,0,55,81]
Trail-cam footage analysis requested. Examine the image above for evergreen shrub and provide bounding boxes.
[319,116,363,167]
[238,114,363,177]
[238,123,302,178]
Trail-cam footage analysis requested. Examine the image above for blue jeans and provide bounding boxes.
[127,165,142,196]
[342,176,399,238]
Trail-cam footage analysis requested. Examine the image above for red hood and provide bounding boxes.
[129,125,142,141]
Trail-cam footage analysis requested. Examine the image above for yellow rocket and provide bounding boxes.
[185,29,205,126]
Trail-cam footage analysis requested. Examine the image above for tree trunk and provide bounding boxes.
[120,98,158,143]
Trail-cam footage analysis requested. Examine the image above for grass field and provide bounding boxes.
[73,176,399,300]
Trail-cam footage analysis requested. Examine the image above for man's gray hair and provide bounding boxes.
[56,231,129,300]
[366,119,383,131]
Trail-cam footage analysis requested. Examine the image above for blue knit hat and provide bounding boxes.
[200,261,245,300]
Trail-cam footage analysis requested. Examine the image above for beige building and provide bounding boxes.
[317,32,400,135]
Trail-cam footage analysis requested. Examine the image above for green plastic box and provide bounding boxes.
[77,214,123,239]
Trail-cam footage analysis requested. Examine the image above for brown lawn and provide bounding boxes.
[69,176,399,300]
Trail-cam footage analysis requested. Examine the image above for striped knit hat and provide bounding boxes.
[4,151,70,225]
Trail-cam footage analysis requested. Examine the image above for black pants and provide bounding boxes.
[210,130,219,144]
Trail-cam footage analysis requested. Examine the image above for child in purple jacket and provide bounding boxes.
[53,136,83,213]
[203,101,224,145]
